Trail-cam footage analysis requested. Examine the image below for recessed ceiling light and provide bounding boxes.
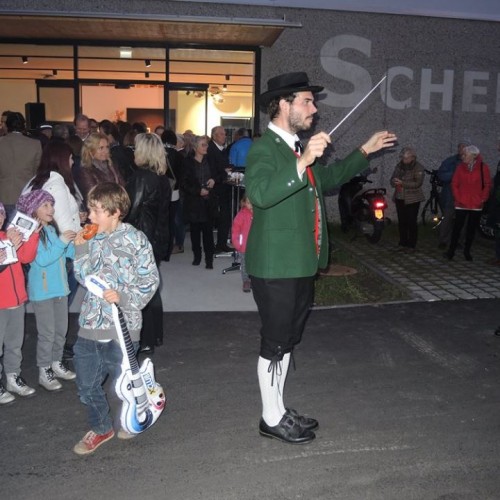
[119,47,132,59]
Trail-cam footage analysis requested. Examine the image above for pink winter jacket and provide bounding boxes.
[0,231,39,309]
[231,206,253,253]
[452,155,492,210]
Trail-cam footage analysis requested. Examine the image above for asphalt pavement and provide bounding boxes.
[2,299,500,500]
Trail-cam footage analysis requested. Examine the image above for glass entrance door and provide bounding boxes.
[167,84,208,136]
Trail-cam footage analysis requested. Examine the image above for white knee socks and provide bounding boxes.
[257,353,290,426]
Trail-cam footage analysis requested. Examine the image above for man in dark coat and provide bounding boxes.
[207,125,232,252]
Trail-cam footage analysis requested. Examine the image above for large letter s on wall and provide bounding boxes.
[320,34,372,108]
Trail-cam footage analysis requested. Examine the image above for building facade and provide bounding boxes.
[1,1,499,215]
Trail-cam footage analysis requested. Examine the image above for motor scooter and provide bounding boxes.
[338,174,387,243]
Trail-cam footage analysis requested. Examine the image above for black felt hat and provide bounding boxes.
[259,72,324,107]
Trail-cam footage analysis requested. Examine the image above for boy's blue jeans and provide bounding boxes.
[73,336,139,435]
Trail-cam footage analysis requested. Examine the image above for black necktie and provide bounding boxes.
[294,140,304,155]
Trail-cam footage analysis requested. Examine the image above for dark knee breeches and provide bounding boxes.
[250,275,315,360]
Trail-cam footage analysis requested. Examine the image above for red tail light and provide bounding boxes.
[374,200,385,208]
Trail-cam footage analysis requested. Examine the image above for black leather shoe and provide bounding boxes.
[285,408,319,431]
[139,345,154,354]
[259,415,315,444]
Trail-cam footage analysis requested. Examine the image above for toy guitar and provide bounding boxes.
[85,275,166,434]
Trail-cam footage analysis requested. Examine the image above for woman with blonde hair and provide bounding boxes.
[125,132,171,353]
[74,132,123,203]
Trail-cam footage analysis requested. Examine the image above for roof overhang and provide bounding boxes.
[0,11,302,47]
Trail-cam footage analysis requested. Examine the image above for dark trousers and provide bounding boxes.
[216,187,232,248]
[250,275,315,360]
[166,200,177,260]
[395,200,421,248]
[190,221,214,263]
[173,198,185,247]
[449,209,481,255]
[141,287,164,347]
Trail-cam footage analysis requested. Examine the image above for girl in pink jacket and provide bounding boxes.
[0,201,40,403]
[231,195,253,292]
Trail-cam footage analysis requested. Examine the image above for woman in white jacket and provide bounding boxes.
[23,141,84,232]
[23,141,86,313]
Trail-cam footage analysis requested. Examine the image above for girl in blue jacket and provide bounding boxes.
[16,189,76,392]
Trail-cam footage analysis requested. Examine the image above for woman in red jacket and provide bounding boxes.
[445,145,491,261]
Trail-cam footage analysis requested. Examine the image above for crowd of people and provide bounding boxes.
[0,110,259,414]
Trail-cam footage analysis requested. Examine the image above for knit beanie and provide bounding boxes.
[0,202,5,216]
[16,189,55,217]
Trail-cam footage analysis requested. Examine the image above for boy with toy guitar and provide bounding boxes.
[71,182,161,455]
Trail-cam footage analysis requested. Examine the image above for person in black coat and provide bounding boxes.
[125,133,171,353]
[182,135,216,269]
[207,126,232,253]
[162,129,186,258]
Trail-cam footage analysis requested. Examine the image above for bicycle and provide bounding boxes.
[421,169,443,228]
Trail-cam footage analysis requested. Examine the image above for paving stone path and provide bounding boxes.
[337,231,500,302]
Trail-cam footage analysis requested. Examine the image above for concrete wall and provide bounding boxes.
[3,0,500,218]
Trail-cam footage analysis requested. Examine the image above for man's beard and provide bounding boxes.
[288,108,313,134]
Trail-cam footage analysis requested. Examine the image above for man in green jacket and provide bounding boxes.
[245,72,397,444]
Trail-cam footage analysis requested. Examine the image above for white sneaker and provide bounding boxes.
[6,373,36,397]
[51,361,76,381]
[0,383,15,404]
[39,367,62,391]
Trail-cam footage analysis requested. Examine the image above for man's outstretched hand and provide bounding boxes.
[361,131,398,155]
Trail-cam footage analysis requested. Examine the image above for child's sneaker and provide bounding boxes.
[39,367,62,391]
[242,280,252,293]
[0,383,15,404]
[51,361,76,380]
[73,429,115,455]
[6,373,36,397]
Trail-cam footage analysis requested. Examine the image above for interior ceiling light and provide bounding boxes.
[145,59,151,67]
[119,47,132,59]
[22,56,28,64]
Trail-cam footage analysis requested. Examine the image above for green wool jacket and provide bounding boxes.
[245,128,368,279]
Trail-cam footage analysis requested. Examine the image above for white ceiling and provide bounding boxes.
[174,0,500,23]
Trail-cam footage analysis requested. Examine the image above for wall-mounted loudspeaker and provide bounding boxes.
[25,102,46,129]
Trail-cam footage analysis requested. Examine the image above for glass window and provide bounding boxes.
[77,46,166,82]
[0,43,74,80]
